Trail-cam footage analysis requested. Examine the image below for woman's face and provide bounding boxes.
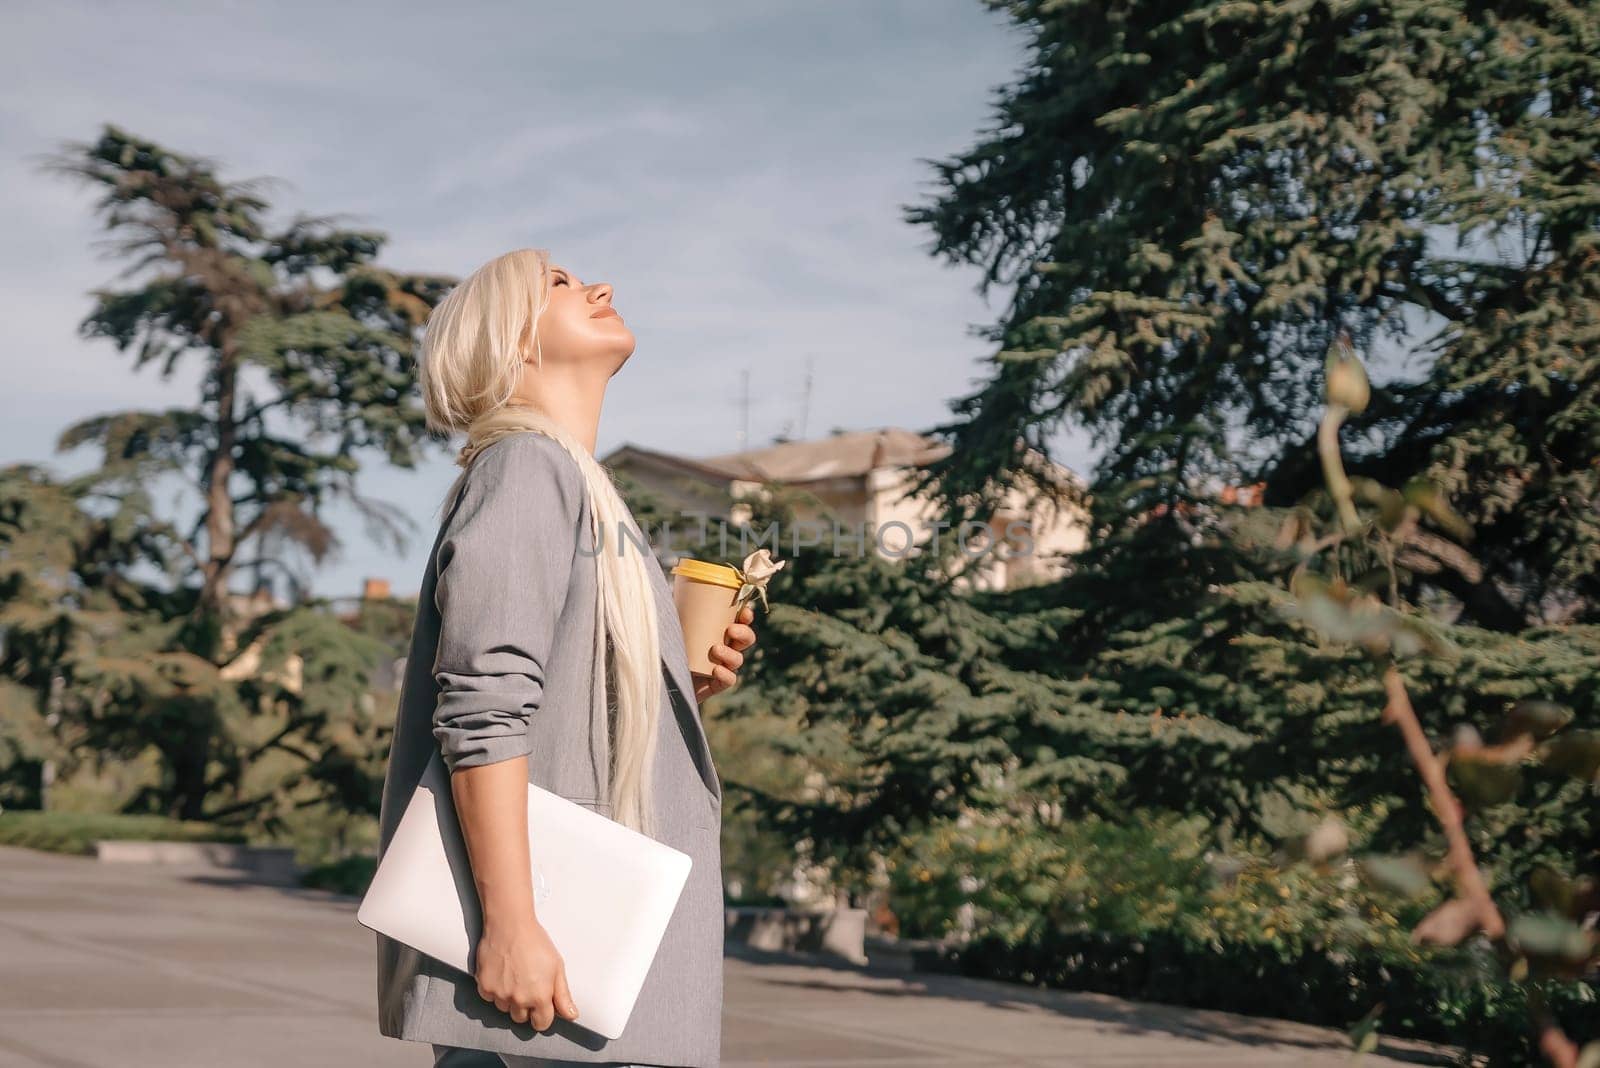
[533,263,636,373]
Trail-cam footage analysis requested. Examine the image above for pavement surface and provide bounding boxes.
[0,844,1453,1067]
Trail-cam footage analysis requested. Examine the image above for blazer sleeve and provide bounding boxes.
[430,434,586,772]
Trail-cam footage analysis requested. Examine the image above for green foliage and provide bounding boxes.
[731,0,1600,1058]
[904,0,1600,630]
[730,431,1597,955]
[890,813,1597,1064]
[888,812,1428,959]
[299,852,378,897]
[947,926,1596,1067]
[717,488,1044,893]
[1,124,447,826]
[0,809,245,854]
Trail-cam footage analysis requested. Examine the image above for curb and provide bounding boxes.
[93,840,302,885]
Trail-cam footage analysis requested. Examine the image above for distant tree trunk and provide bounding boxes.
[27,123,456,825]
[201,339,241,651]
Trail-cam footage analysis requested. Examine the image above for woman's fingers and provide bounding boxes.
[696,618,755,698]
[474,925,570,1031]
[724,622,757,651]
[726,605,757,647]
[532,992,556,1031]
[555,964,579,1020]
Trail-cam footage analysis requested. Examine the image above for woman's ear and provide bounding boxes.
[520,318,540,367]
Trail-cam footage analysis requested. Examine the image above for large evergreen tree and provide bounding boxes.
[4,124,453,821]
[726,0,1600,927]
[904,0,1599,630]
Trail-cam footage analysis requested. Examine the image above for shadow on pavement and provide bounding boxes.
[726,941,1456,1066]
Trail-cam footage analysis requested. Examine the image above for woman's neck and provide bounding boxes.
[510,373,606,455]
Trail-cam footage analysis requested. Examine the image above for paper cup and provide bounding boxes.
[669,558,743,679]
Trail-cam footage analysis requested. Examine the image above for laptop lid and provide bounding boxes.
[357,750,692,1040]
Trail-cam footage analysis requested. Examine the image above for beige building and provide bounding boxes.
[601,427,1086,591]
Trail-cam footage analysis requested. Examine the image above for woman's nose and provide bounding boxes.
[590,282,613,304]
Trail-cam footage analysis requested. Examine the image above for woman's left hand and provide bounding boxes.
[694,604,757,702]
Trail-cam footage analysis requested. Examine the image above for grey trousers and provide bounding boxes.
[433,1044,649,1067]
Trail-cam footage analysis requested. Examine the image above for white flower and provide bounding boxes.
[732,548,787,611]
[740,548,786,584]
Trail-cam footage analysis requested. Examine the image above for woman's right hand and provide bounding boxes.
[473,916,579,1030]
[447,758,579,1030]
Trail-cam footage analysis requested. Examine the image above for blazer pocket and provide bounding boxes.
[696,790,722,833]
[556,792,720,834]
[557,794,613,815]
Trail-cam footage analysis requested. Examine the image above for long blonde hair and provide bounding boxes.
[417,248,662,839]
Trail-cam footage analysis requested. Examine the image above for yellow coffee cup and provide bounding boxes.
[669,557,743,679]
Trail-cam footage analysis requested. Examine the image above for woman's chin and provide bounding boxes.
[608,345,638,375]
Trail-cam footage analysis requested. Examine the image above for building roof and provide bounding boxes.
[690,427,952,484]
[600,442,748,482]
[604,427,1086,506]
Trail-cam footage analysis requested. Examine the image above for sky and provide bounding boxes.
[1,0,1094,599]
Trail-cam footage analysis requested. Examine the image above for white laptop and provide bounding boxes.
[357,749,692,1041]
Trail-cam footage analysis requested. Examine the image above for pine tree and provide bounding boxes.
[6,124,452,822]
[732,0,1599,911]
[704,488,1031,899]
[903,0,1600,629]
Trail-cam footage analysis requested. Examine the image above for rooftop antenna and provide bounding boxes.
[738,368,750,451]
[796,355,814,441]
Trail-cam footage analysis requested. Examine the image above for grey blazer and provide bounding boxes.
[373,431,725,1067]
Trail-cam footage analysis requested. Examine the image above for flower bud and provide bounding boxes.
[1325,348,1371,413]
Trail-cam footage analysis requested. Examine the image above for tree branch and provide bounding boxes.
[1380,663,1504,939]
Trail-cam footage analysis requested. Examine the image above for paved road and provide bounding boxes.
[0,845,1449,1067]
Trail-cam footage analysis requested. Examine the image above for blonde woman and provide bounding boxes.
[373,249,754,1068]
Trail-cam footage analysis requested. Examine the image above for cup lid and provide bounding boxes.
[670,557,743,589]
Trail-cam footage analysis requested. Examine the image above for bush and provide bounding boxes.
[0,809,246,854]
[888,811,1426,956]
[889,813,1596,1065]
[300,853,377,896]
[944,928,1595,1066]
